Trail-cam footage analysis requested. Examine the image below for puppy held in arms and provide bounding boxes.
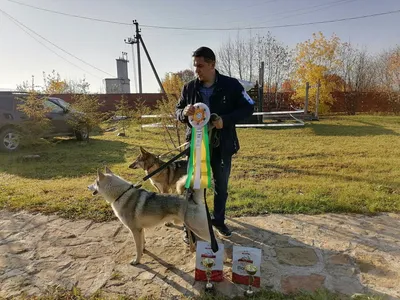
[88,167,211,265]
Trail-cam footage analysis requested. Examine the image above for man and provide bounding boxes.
[175,46,254,241]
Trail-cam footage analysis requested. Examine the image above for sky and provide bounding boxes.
[0,0,399,93]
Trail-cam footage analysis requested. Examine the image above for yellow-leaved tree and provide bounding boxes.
[293,32,342,113]
[158,70,194,150]
[161,69,194,96]
[43,70,69,94]
[161,73,185,96]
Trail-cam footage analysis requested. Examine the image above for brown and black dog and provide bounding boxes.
[128,146,188,195]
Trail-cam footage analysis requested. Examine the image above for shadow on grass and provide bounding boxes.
[240,125,306,132]
[0,137,129,179]
[311,123,400,137]
[231,161,399,204]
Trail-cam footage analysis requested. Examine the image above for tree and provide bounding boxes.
[42,70,69,94]
[114,95,132,136]
[233,33,247,80]
[281,80,294,92]
[338,44,376,93]
[256,32,293,104]
[218,38,234,77]
[154,95,185,150]
[16,90,52,147]
[16,80,34,93]
[161,69,195,96]
[175,69,195,84]
[293,32,342,113]
[67,93,105,141]
[375,46,400,113]
[161,72,184,96]
[218,34,255,80]
[217,32,292,94]
[17,70,91,94]
[132,98,152,128]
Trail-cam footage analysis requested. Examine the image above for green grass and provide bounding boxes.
[10,286,386,300]
[0,115,399,221]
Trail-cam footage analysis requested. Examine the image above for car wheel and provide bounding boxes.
[75,127,89,141]
[0,128,21,152]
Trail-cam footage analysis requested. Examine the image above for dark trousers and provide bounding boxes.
[210,148,232,225]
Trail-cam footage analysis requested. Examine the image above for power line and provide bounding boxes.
[219,0,354,28]
[0,9,103,80]
[5,0,400,31]
[5,0,132,26]
[0,9,114,77]
[251,0,357,26]
[5,0,278,25]
[140,9,400,31]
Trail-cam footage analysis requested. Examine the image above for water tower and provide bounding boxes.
[104,52,131,94]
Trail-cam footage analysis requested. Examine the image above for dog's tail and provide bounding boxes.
[203,189,219,253]
[176,175,187,195]
[184,189,218,253]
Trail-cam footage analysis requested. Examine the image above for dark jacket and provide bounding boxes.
[175,70,254,156]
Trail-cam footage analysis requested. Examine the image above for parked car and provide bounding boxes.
[0,91,88,152]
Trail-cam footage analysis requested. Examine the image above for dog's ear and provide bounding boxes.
[105,166,113,174]
[97,169,105,180]
[139,146,147,154]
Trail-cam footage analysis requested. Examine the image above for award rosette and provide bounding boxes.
[185,103,212,190]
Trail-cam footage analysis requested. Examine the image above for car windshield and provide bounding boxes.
[51,98,70,109]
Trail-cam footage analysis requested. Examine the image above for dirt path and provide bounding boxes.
[1,210,399,299]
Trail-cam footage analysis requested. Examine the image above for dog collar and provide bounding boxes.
[145,164,155,172]
[145,158,161,172]
[114,185,134,203]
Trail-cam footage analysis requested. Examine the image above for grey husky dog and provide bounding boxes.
[88,167,211,265]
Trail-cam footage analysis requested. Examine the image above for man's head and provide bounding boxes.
[192,46,216,83]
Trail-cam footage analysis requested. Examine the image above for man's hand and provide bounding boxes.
[183,105,195,116]
[212,116,223,129]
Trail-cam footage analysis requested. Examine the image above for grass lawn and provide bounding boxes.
[0,115,399,221]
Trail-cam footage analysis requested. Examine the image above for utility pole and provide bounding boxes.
[133,20,142,94]
[138,35,165,94]
[305,82,310,118]
[258,61,265,124]
[124,20,165,94]
[315,79,321,120]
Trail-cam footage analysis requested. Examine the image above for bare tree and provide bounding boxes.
[217,31,292,91]
[233,33,247,80]
[17,71,91,94]
[338,43,381,114]
[375,46,400,113]
[254,32,292,107]
[338,43,377,92]
[217,38,234,77]
[246,33,256,82]
[175,69,195,84]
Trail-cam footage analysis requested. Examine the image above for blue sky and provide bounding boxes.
[0,0,399,93]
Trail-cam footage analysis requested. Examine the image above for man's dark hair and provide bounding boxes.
[192,46,216,63]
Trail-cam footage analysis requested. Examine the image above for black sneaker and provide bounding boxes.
[211,220,232,237]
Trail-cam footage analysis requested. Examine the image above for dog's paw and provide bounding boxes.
[130,258,140,266]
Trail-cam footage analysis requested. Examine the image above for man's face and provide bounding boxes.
[193,56,215,82]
